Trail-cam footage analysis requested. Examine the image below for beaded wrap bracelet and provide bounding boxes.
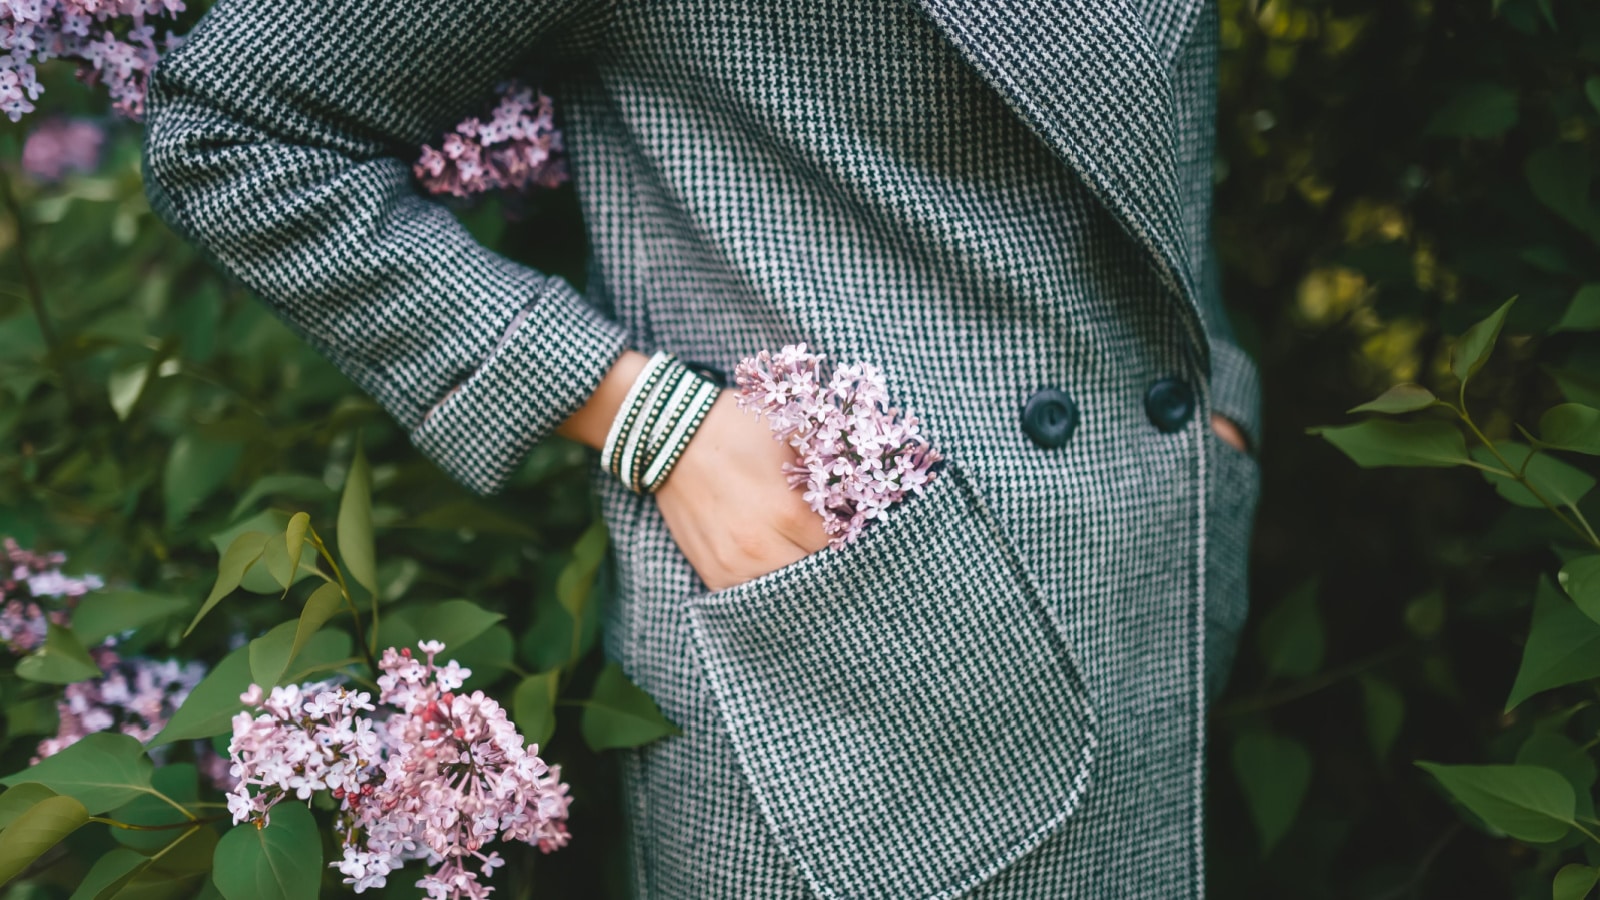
[601,351,721,494]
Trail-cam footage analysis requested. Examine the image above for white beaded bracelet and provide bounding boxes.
[601,351,721,494]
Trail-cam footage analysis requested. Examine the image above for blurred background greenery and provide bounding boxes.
[1,0,1598,897]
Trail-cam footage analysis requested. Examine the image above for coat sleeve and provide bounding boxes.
[140,0,629,496]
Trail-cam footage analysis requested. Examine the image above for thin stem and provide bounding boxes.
[1568,503,1600,548]
[1214,644,1410,717]
[308,527,378,675]
[1573,819,1600,849]
[1455,407,1599,551]
[90,813,226,831]
[139,786,198,821]
[0,165,79,406]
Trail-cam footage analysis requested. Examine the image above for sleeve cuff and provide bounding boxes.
[1207,338,1263,454]
[409,279,629,496]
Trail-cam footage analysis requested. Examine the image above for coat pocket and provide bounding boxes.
[685,460,1100,900]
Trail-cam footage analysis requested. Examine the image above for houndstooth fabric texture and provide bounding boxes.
[140,0,1262,897]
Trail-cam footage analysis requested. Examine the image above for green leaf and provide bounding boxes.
[152,645,251,745]
[71,590,191,647]
[1313,419,1471,468]
[1508,577,1600,710]
[1541,404,1600,455]
[557,519,609,622]
[163,434,243,529]
[186,531,271,638]
[211,801,322,900]
[16,623,104,685]
[282,513,310,587]
[1452,297,1517,386]
[1416,762,1574,843]
[1231,731,1312,856]
[1527,145,1599,237]
[279,628,354,684]
[228,475,331,524]
[1517,730,1597,795]
[69,847,151,900]
[337,441,378,598]
[255,582,346,690]
[212,512,309,596]
[513,671,560,749]
[1586,76,1600,117]
[1553,285,1600,333]
[1257,581,1322,679]
[453,624,516,690]
[1347,383,1441,415]
[0,783,58,830]
[1423,82,1519,138]
[0,734,152,815]
[107,362,150,422]
[109,764,197,852]
[1471,443,1595,508]
[381,599,504,658]
[249,621,300,693]
[0,794,90,886]
[580,662,681,752]
[1555,864,1599,900]
[1359,675,1404,762]
[1560,556,1600,625]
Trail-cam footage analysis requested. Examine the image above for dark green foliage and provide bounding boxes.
[1211,0,1600,896]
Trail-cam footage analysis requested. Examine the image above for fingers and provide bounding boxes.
[1209,412,1249,454]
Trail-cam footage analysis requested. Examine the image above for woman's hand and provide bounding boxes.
[653,389,831,592]
[1210,412,1250,454]
[555,350,828,593]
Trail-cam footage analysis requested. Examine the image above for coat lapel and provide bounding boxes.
[913,0,1209,367]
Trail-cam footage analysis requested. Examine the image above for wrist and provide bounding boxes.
[555,348,650,451]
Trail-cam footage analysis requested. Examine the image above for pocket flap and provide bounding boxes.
[686,462,1099,900]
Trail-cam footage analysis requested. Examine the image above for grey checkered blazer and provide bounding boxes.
[141,0,1263,895]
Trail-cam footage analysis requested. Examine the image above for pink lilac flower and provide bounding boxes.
[734,343,943,549]
[0,536,100,653]
[0,0,186,121]
[413,79,568,198]
[2,536,226,779]
[227,643,571,899]
[32,645,205,762]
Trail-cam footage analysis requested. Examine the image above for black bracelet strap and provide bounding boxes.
[644,377,720,493]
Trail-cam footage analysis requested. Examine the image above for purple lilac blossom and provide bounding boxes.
[734,343,943,549]
[32,645,205,763]
[2,537,228,781]
[0,0,187,122]
[21,114,105,180]
[227,642,572,899]
[413,80,568,198]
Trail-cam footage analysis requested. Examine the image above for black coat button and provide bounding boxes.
[1022,388,1079,449]
[1145,377,1195,433]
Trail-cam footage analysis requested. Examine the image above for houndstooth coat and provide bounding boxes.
[141,0,1263,896]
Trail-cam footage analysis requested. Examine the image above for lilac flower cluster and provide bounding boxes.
[33,644,204,763]
[2,538,219,772]
[413,80,568,198]
[227,642,572,900]
[0,0,187,122]
[734,343,943,549]
[1,536,101,653]
[20,114,104,181]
